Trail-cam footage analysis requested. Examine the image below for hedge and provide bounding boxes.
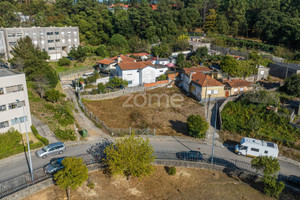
[31,125,49,145]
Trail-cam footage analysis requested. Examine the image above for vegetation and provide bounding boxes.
[281,74,300,97]
[10,36,58,97]
[251,156,285,199]
[157,74,167,81]
[31,125,49,145]
[58,57,71,66]
[221,100,300,148]
[68,46,87,62]
[166,166,176,176]
[186,115,209,138]
[45,89,61,103]
[55,129,76,141]
[54,157,88,200]
[0,128,43,160]
[104,134,155,179]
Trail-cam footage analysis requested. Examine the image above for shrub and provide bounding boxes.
[167,166,176,176]
[91,89,98,95]
[87,181,95,189]
[31,125,49,145]
[55,129,76,141]
[45,89,60,102]
[187,115,209,138]
[97,83,106,93]
[58,57,71,66]
[158,74,167,81]
[281,74,300,97]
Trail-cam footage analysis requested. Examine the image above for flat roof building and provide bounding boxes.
[0,26,80,61]
[0,68,32,133]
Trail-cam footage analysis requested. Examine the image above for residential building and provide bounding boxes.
[97,54,136,74]
[181,67,215,82]
[190,42,211,52]
[151,58,170,65]
[185,72,225,102]
[223,79,253,97]
[0,69,32,134]
[115,61,168,87]
[0,26,80,61]
[126,53,150,61]
[269,62,300,78]
[188,36,205,43]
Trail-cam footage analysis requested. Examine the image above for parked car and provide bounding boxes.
[43,157,65,174]
[35,142,66,159]
[287,175,300,187]
[176,151,203,161]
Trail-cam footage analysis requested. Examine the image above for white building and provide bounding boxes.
[0,69,32,133]
[151,58,171,65]
[115,61,168,87]
[0,26,80,61]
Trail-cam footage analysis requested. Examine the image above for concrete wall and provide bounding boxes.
[0,71,32,134]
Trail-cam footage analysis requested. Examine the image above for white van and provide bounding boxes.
[235,137,279,158]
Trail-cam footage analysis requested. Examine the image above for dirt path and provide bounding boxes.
[61,81,110,141]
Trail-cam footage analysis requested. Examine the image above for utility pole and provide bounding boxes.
[211,100,218,164]
[17,99,34,182]
[285,64,289,79]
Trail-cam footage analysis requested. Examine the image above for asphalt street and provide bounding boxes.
[0,136,299,182]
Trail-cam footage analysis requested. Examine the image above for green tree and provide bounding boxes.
[282,74,300,97]
[176,54,185,68]
[204,9,217,33]
[58,57,71,66]
[187,115,209,138]
[54,157,88,200]
[216,14,230,35]
[95,45,108,57]
[45,89,60,103]
[104,134,155,179]
[251,156,285,198]
[220,56,239,76]
[68,46,87,62]
[157,74,167,81]
[110,34,129,50]
[106,77,128,89]
[97,83,106,93]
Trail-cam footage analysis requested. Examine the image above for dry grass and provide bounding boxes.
[83,87,205,136]
[25,166,275,200]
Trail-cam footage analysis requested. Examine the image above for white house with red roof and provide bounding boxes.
[96,55,136,74]
[115,61,168,87]
[126,53,150,61]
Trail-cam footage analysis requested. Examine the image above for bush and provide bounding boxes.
[97,83,106,93]
[31,125,49,145]
[91,89,98,94]
[87,181,95,189]
[263,176,285,199]
[45,89,60,102]
[58,57,71,66]
[187,115,209,138]
[158,74,167,81]
[167,166,176,176]
[55,129,76,141]
[281,74,300,97]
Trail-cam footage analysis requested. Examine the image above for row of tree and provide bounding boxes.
[1,0,299,51]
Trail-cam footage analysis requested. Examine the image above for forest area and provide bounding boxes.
[1,0,300,59]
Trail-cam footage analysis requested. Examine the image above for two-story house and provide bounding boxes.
[115,61,168,87]
[97,55,136,74]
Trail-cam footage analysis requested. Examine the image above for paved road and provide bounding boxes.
[0,136,299,183]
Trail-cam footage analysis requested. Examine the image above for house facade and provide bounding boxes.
[0,69,32,134]
[0,26,80,61]
[115,61,168,87]
[97,55,136,74]
[223,79,253,97]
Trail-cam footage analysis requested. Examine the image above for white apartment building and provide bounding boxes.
[0,26,80,61]
[0,68,32,134]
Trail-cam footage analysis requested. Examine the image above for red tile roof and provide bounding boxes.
[150,4,158,10]
[109,4,129,8]
[223,79,252,88]
[111,54,136,63]
[126,53,150,57]
[183,67,212,74]
[97,58,115,65]
[118,61,154,70]
[192,72,224,87]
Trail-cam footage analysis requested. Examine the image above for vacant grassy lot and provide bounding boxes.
[25,166,275,200]
[83,87,205,136]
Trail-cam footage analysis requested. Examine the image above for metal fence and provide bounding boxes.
[77,92,155,136]
[0,151,257,199]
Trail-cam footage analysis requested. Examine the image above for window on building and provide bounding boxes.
[40,32,44,37]
[8,100,25,110]
[25,33,29,36]
[7,33,16,37]
[62,39,65,43]
[240,88,244,91]
[48,47,55,50]
[33,40,37,45]
[56,47,61,50]
[207,90,218,94]
[48,40,54,43]
[33,32,37,36]
[74,39,77,43]
[0,121,9,129]
[234,88,238,92]
[9,42,16,47]
[127,74,132,76]
[68,39,71,43]
[128,81,133,84]
[41,40,45,45]
[67,31,71,35]
[264,150,268,154]
[6,85,23,93]
[160,70,163,72]
[260,71,265,75]
[11,116,27,126]
[250,148,259,152]
[74,31,77,35]
[0,88,3,94]
[47,32,53,35]
[55,39,60,42]
[0,105,6,112]
[55,32,59,35]
[16,33,22,37]
[61,32,64,35]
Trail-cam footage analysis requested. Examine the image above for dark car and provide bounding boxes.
[43,157,65,174]
[176,151,203,161]
[287,175,300,187]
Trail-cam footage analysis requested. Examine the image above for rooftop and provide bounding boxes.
[0,68,22,77]
[97,58,115,65]
[118,61,154,70]
[223,79,252,88]
[184,67,212,74]
[191,72,224,87]
[111,54,136,63]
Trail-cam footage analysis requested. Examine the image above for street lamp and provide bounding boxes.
[16,99,34,182]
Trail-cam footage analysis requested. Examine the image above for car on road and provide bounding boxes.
[43,157,65,174]
[287,175,300,187]
[36,142,66,159]
[176,151,203,161]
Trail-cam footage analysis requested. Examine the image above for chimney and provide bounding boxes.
[117,55,122,63]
